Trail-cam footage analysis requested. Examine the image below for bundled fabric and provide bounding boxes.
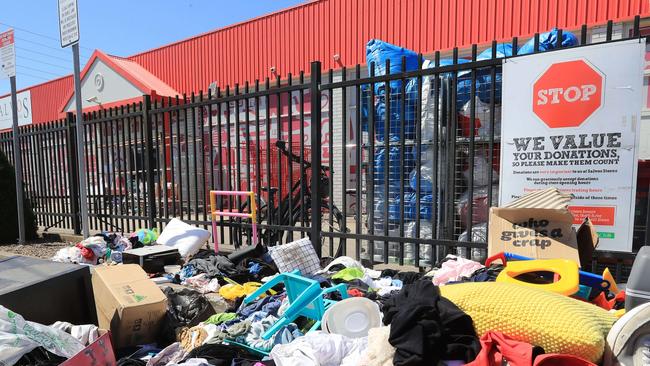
[359,326,395,366]
[204,313,237,325]
[187,251,237,277]
[49,321,99,346]
[182,274,221,294]
[431,256,484,286]
[182,344,263,366]
[237,294,284,318]
[146,342,186,366]
[270,331,367,366]
[245,315,302,352]
[219,282,263,301]
[466,331,597,366]
[178,326,209,351]
[463,264,504,283]
[382,281,480,365]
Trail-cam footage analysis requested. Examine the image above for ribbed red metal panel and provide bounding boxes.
[10,0,650,125]
[20,76,74,122]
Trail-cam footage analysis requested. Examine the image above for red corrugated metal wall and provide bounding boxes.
[128,0,650,94]
[28,76,73,122]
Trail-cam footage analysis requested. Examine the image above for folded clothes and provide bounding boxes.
[219,282,263,301]
[432,256,484,286]
[237,294,284,318]
[204,313,238,325]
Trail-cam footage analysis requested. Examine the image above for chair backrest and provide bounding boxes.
[282,271,326,321]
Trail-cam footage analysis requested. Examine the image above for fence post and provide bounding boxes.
[65,112,81,235]
[310,61,322,256]
[143,95,157,228]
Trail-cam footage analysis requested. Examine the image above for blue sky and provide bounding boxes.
[0,0,305,95]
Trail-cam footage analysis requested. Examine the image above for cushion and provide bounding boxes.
[440,282,617,363]
[269,238,320,276]
[157,218,211,257]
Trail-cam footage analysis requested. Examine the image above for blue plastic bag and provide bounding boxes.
[388,193,434,221]
[366,39,419,95]
[374,88,418,142]
[373,144,415,187]
[518,28,578,55]
[477,43,514,60]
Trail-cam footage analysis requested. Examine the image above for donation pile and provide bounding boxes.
[2,187,650,366]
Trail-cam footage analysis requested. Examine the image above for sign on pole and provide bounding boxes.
[499,40,645,252]
[59,0,88,237]
[0,29,15,79]
[1,28,25,242]
[58,0,79,48]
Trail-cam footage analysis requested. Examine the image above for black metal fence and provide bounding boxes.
[0,19,646,273]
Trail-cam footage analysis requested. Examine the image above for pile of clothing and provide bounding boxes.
[51,229,159,265]
[6,221,644,366]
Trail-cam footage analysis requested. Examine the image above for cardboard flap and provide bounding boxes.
[487,188,582,264]
[492,207,575,230]
[502,187,573,209]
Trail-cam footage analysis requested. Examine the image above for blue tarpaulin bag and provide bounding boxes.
[518,28,578,55]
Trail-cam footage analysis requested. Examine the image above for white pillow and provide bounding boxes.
[157,218,210,257]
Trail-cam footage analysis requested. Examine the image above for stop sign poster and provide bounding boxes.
[500,40,645,252]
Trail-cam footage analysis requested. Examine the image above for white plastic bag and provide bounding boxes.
[157,218,211,257]
[51,246,83,263]
[458,96,501,139]
[461,149,499,187]
[0,305,84,365]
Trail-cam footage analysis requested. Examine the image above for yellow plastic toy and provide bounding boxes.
[496,259,580,296]
[602,268,620,294]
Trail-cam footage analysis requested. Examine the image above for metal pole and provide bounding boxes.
[10,75,25,244]
[309,61,322,256]
[72,43,89,237]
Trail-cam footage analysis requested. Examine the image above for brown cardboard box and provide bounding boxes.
[91,264,167,348]
[488,188,597,264]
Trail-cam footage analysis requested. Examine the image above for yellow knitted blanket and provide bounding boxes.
[440,282,617,363]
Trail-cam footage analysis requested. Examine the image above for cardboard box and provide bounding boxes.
[61,330,116,366]
[92,264,167,348]
[488,188,598,264]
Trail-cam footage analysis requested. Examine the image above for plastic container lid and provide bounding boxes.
[322,297,381,338]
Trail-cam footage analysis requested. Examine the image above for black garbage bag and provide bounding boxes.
[14,347,66,366]
[159,287,214,344]
[117,358,147,366]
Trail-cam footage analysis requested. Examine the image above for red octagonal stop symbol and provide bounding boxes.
[532,60,604,128]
